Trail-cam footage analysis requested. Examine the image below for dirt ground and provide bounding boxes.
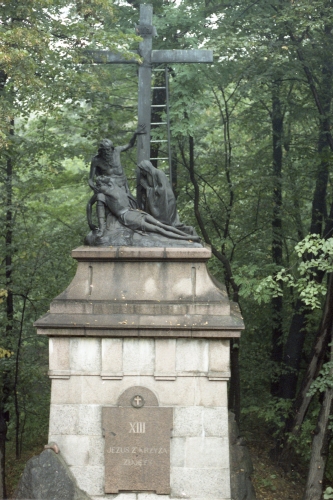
[246,431,305,500]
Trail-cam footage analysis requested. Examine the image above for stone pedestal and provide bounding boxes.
[35,246,244,500]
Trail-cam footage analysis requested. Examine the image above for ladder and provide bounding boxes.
[150,67,172,180]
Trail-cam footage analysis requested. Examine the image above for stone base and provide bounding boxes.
[35,246,244,500]
[48,340,231,499]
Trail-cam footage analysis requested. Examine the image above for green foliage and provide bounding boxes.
[324,487,333,499]
[1,0,333,494]
[257,475,277,492]
[235,236,333,308]
[285,409,320,461]
[308,362,333,397]
[0,347,12,359]
[242,397,294,437]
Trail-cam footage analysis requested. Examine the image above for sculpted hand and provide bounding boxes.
[140,177,148,188]
[136,124,146,135]
[88,180,99,194]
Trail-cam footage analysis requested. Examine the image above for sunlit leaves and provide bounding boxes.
[236,236,333,309]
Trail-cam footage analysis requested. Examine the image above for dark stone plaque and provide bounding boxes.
[102,387,173,494]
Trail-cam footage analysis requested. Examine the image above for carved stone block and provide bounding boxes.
[102,387,173,494]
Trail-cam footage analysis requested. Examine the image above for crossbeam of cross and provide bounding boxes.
[84,4,213,198]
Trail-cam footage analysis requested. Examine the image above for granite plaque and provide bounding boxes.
[103,387,173,494]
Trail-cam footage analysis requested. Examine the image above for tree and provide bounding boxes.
[2,0,333,496]
[0,1,140,494]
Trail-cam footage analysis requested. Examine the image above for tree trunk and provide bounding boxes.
[279,299,306,399]
[1,121,14,493]
[277,47,333,404]
[5,146,13,344]
[304,391,333,500]
[5,151,13,395]
[0,412,6,499]
[271,81,284,397]
[310,48,332,236]
[279,274,333,465]
[303,326,333,500]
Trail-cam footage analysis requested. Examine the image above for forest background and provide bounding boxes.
[1,0,333,499]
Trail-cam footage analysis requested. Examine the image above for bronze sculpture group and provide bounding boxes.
[85,128,200,247]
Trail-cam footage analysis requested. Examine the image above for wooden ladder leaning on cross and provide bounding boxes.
[83,3,213,206]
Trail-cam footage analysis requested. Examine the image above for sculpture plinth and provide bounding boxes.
[35,245,244,500]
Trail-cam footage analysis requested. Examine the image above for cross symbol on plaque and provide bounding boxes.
[84,4,213,200]
[134,396,142,406]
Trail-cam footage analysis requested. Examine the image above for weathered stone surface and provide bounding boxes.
[91,496,136,500]
[102,386,173,494]
[209,339,230,373]
[194,376,228,407]
[49,338,70,373]
[50,375,199,406]
[117,386,159,407]
[49,404,102,436]
[184,436,229,468]
[69,466,104,496]
[49,404,79,435]
[33,245,245,499]
[172,406,229,438]
[203,407,229,437]
[173,407,203,437]
[154,339,176,378]
[14,448,91,500]
[229,412,257,500]
[50,337,232,380]
[122,338,155,374]
[171,467,231,499]
[70,338,101,374]
[47,435,104,466]
[72,246,211,261]
[176,339,208,373]
[170,437,185,467]
[101,338,123,378]
[34,247,245,339]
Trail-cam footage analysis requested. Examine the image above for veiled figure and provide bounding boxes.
[138,160,198,237]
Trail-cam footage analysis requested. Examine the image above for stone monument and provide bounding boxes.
[34,243,244,500]
[33,5,245,499]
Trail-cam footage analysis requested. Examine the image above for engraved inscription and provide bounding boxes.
[102,404,173,494]
[129,422,146,433]
[123,459,153,466]
[107,446,168,455]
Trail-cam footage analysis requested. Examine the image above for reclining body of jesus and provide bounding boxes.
[95,176,200,242]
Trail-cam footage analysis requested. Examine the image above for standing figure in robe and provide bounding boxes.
[137,160,198,237]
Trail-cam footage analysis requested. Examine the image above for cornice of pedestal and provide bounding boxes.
[71,245,212,262]
[34,246,245,339]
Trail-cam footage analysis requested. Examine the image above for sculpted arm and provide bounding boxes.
[88,160,98,193]
[87,193,98,230]
[120,124,146,152]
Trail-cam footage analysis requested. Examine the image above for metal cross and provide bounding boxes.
[84,4,213,166]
